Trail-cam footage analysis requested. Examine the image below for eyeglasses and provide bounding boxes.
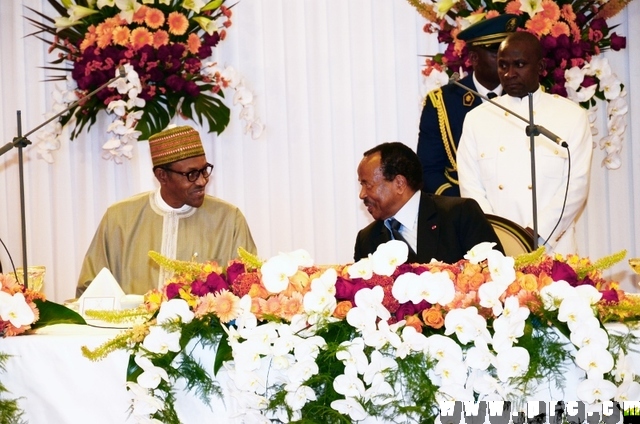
[163,163,214,182]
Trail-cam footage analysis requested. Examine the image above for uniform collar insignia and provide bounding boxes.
[463,92,475,107]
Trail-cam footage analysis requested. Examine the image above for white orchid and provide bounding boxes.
[575,345,614,377]
[564,66,586,91]
[135,355,169,390]
[485,250,515,286]
[586,56,613,79]
[286,359,320,387]
[434,358,468,386]
[156,298,195,325]
[333,368,366,398]
[330,398,368,421]
[364,372,395,406]
[0,291,35,328]
[392,270,454,306]
[126,382,165,416]
[577,377,618,403]
[370,240,408,276]
[348,256,374,280]
[539,280,574,311]
[465,339,494,371]
[615,380,640,402]
[285,385,316,410]
[494,346,530,381]
[599,75,623,100]
[464,242,497,264]
[611,350,635,383]
[348,286,391,325]
[363,319,402,350]
[478,281,508,316]
[570,321,609,349]
[141,326,181,354]
[396,326,429,359]
[261,253,298,294]
[426,334,464,363]
[336,338,369,374]
[293,335,326,362]
[567,83,597,103]
[444,306,490,345]
[557,295,596,330]
[363,350,397,385]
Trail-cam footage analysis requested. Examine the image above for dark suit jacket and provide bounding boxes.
[354,192,504,264]
[417,74,482,196]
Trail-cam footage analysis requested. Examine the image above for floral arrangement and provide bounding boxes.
[407,0,632,170]
[80,242,640,423]
[27,0,263,163]
[1,271,86,422]
[0,272,44,337]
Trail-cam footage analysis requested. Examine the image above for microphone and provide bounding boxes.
[118,65,126,79]
[448,72,568,148]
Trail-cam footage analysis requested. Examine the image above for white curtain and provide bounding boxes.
[1,0,638,303]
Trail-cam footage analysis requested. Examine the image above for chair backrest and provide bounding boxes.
[485,214,534,257]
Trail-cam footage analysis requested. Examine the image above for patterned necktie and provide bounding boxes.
[387,217,416,255]
[487,92,498,99]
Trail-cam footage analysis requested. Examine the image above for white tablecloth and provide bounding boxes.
[2,324,233,424]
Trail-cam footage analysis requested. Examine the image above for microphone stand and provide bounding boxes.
[526,93,539,250]
[0,68,127,288]
[449,74,568,250]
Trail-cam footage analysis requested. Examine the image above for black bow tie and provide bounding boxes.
[487,92,498,99]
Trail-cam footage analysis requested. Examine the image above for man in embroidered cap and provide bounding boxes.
[77,125,257,296]
[416,14,520,196]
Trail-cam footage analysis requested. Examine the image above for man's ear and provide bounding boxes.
[154,167,168,184]
[394,174,408,193]
[537,58,546,75]
[468,49,479,67]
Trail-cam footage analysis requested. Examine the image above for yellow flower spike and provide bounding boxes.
[514,246,546,268]
[238,247,264,270]
[81,329,138,361]
[148,251,207,278]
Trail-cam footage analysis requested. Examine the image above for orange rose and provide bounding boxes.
[505,281,522,297]
[333,301,353,319]
[248,283,269,300]
[422,306,444,329]
[405,315,423,333]
[537,272,554,291]
[288,270,311,294]
[467,272,486,292]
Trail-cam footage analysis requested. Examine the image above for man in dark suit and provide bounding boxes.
[354,142,503,263]
[417,14,520,196]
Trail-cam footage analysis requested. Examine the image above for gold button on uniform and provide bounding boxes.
[528,185,532,190]
[499,185,504,190]
[500,146,505,152]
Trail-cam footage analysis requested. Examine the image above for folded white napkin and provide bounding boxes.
[78,267,125,315]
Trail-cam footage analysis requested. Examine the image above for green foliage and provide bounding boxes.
[126,314,227,424]
[31,299,86,329]
[511,322,572,396]
[0,353,26,424]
